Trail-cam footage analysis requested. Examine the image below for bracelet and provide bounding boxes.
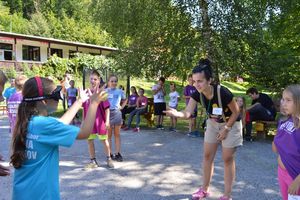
[224,125,232,131]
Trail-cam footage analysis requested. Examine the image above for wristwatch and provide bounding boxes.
[224,125,232,131]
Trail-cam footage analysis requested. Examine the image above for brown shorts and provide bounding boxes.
[204,118,243,148]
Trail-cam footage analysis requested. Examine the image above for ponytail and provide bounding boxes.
[10,77,55,168]
[10,101,37,168]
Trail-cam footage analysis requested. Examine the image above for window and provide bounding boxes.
[90,52,100,56]
[0,43,13,60]
[50,48,63,58]
[69,50,78,59]
[22,45,40,61]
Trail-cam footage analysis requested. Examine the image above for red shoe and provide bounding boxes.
[133,127,140,132]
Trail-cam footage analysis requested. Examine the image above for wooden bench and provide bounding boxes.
[143,98,155,127]
[254,98,281,140]
[255,120,277,140]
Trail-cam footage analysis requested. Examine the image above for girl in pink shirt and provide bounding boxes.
[83,70,114,169]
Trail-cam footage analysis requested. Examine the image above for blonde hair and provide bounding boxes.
[15,75,27,91]
[284,84,300,128]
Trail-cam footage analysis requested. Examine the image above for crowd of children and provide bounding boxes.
[0,63,299,200]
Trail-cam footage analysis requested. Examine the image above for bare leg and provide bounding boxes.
[222,147,236,198]
[202,142,219,191]
[101,139,111,157]
[156,115,160,127]
[108,127,113,154]
[87,140,96,159]
[160,115,164,126]
[114,125,121,153]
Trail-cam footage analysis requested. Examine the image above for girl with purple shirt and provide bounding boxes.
[273,85,300,200]
[121,86,138,127]
[183,74,198,136]
[124,88,148,132]
[7,75,27,133]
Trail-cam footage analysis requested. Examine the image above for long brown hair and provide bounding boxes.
[10,77,54,168]
[284,85,300,129]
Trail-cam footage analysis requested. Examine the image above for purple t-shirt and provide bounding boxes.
[7,92,23,133]
[274,117,300,179]
[128,94,138,106]
[82,100,110,135]
[184,85,197,105]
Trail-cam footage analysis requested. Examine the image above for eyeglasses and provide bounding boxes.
[110,80,118,83]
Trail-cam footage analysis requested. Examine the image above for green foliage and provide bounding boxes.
[4,67,17,79]
[42,54,74,78]
[95,0,199,79]
[0,0,299,94]
[41,53,115,80]
[21,63,45,77]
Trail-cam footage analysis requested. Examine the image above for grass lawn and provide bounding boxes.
[51,78,253,134]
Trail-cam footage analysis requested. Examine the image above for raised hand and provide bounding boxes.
[90,84,108,104]
[78,88,92,103]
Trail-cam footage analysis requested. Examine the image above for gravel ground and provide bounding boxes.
[0,114,281,200]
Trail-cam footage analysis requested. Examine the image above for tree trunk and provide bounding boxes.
[199,0,220,84]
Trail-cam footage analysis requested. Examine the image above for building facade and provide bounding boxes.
[0,31,117,69]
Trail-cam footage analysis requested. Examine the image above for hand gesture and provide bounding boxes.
[105,121,110,130]
[216,128,229,141]
[90,84,108,104]
[78,88,92,103]
[288,178,300,195]
[164,107,178,117]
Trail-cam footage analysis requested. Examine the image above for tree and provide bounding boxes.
[93,0,199,79]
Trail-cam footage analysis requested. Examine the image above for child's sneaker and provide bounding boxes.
[110,153,116,160]
[85,158,99,169]
[192,187,209,200]
[115,152,123,162]
[219,196,232,200]
[133,127,140,132]
[107,158,114,169]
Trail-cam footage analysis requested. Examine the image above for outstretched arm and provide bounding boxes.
[164,98,197,119]
[59,88,89,124]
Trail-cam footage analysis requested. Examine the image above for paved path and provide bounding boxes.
[0,114,281,200]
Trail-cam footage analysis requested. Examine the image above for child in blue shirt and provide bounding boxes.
[10,76,107,200]
[106,75,127,162]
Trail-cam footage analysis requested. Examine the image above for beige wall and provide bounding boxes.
[0,37,113,63]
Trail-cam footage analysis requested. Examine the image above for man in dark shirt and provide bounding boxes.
[245,87,276,141]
